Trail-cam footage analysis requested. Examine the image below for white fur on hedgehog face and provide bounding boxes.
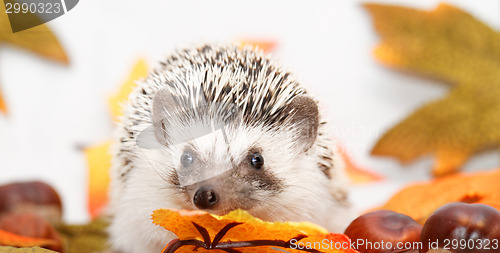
[130,116,333,224]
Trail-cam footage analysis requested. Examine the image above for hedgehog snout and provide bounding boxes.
[193,185,219,209]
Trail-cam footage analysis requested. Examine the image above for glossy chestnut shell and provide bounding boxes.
[420,202,500,253]
[344,209,423,253]
[0,181,62,224]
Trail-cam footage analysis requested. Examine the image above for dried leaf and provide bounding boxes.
[341,152,383,184]
[108,59,148,121]
[0,2,69,64]
[0,1,69,114]
[0,229,56,248]
[365,3,500,176]
[377,168,500,224]
[84,141,112,219]
[236,39,277,53]
[56,218,109,253]
[153,209,359,253]
[0,89,6,114]
[86,59,148,217]
[0,246,58,253]
[0,213,62,251]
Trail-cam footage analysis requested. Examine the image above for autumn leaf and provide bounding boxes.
[152,209,359,253]
[0,212,63,251]
[0,229,57,248]
[0,89,6,114]
[365,3,500,176]
[56,218,110,253]
[108,59,149,121]
[377,168,500,224]
[0,1,68,63]
[341,152,383,184]
[236,39,277,53]
[0,246,58,253]
[85,141,112,219]
[86,59,148,218]
[0,0,69,114]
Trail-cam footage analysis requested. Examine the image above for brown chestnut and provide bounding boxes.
[0,212,63,252]
[0,181,62,224]
[344,210,423,253]
[420,202,500,253]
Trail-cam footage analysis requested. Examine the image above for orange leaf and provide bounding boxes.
[152,209,359,253]
[85,141,112,219]
[0,229,56,248]
[0,89,6,114]
[341,152,383,184]
[236,39,277,53]
[377,168,500,224]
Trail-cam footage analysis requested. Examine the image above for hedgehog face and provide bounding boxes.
[133,59,327,220]
[140,80,327,220]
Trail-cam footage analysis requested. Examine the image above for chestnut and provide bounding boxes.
[0,212,63,252]
[344,210,423,253]
[420,202,500,253]
[0,181,62,224]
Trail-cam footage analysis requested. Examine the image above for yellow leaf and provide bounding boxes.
[0,246,58,253]
[152,209,359,253]
[56,218,110,253]
[365,3,500,84]
[86,59,148,218]
[85,141,112,219]
[0,1,69,64]
[366,3,500,176]
[0,0,69,114]
[108,59,148,122]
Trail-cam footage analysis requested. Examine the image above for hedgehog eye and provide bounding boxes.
[181,152,194,167]
[250,153,264,169]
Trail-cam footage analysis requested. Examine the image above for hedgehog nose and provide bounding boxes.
[193,186,218,209]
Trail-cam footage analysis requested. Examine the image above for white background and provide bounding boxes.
[1,0,499,224]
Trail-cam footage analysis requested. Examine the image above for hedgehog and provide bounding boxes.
[108,44,350,253]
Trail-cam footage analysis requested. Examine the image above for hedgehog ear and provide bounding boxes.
[150,88,181,146]
[136,89,175,149]
[285,95,319,152]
